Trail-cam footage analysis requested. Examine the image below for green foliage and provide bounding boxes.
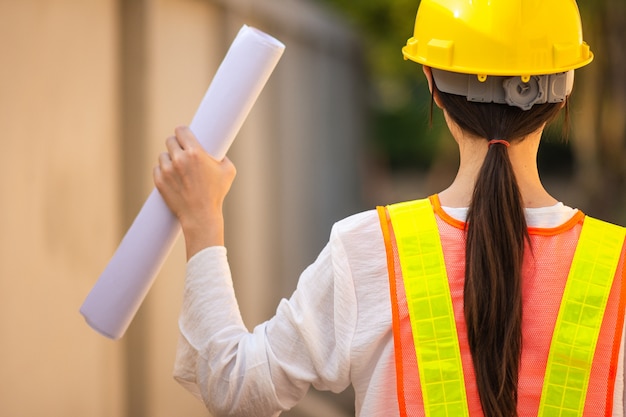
[316,0,440,170]
[372,82,440,169]
[320,0,419,79]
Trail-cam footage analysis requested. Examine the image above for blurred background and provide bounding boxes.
[0,0,624,416]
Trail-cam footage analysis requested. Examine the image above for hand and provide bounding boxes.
[153,126,236,257]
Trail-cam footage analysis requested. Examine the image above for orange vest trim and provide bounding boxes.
[606,261,626,416]
[378,205,410,417]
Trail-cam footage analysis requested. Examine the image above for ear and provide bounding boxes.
[423,65,434,92]
[422,66,443,109]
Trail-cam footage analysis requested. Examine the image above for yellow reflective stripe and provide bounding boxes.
[539,217,626,417]
[388,199,469,417]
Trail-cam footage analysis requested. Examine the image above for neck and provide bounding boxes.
[438,130,558,208]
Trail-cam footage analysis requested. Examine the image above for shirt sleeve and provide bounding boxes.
[173,226,358,417]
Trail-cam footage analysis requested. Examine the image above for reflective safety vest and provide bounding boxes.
[377,196,626,417]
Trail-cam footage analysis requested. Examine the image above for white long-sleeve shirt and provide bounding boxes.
[173,201,625,416]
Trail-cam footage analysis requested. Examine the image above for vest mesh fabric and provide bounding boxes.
[381,196,626,417]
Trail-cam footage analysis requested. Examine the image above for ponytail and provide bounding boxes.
[464,143,527,417]
[432,82,565,417]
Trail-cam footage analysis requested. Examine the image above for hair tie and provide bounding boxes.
[488,139,510,148]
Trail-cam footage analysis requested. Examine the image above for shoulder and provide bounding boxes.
[330,209,382,241]
[329,209,385,260]
[327,208,387,280]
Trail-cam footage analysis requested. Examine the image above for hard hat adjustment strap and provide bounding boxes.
[431,68,574,111]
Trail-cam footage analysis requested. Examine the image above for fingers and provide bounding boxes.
[156,126,224,185]
[158,151,172,169]
[167,126,212,168]
[153,151,171,186]
[174,125,200,151]
[162,126,199,156]
[165,135,181,163]
[163,127,199,170]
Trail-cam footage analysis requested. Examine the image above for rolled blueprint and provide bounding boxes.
[80,25,285,340]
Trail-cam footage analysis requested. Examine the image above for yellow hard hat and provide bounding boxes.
[403,0,593,79]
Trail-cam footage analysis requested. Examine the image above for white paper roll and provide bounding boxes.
[80,25,285,340]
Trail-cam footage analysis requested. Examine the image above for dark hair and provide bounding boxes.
[432,81,565,417]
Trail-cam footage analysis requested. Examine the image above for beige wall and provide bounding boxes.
[0,0,365,416]
[0,0,124,416]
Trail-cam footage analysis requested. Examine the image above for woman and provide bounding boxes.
[154,1,626,416]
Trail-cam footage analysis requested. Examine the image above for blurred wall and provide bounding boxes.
[0,0,366,416]
[0,0,124,416]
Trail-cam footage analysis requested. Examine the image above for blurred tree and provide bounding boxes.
[572,2,626,224]
[315,0,442,170]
